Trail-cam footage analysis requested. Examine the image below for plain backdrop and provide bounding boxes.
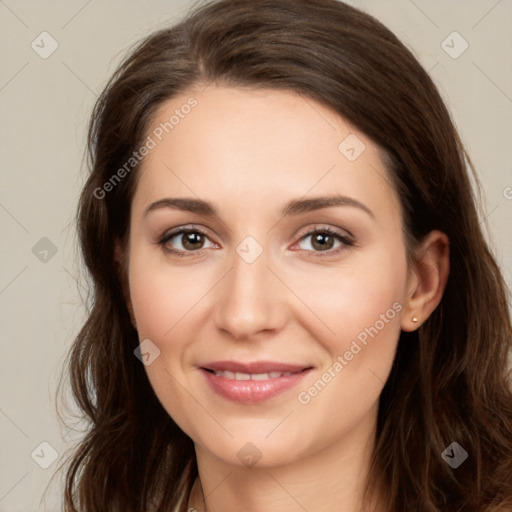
[1,1,511,510]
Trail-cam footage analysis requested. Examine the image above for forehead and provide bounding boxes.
[132,85,400,224]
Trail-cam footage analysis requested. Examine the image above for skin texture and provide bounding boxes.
[121,86,449,512]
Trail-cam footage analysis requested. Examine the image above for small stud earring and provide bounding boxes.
[412,316,418,323]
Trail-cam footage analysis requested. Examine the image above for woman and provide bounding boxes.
[58,0,512,510]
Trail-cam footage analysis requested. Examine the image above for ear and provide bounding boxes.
[401,230,450,332]
[114,238,137,330]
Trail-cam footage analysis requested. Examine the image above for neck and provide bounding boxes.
[188,408,384,512]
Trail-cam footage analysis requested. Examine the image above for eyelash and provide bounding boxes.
[157,226,213,258]
[298,226,354,258]
[157,225,354,258]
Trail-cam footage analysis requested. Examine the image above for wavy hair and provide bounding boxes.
[57,0,512,510]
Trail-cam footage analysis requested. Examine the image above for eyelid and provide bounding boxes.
[290,225,355,255]
[294,224,354,242]
[157,224,218,253]
[158,224,211,241]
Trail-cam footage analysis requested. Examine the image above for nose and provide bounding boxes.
[213,244,287,340]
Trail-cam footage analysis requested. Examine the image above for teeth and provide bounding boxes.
[252,373,270,380]
[213,370,294,380]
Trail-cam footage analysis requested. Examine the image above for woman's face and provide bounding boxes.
[126,85,411,468]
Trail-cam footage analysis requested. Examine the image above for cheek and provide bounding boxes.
[128,249,207,341]
[292,292,404,450]
[290,240,407,350]
[127,251,207,433]
[292,243,407,404]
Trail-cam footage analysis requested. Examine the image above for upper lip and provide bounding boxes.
[201,360,312,374]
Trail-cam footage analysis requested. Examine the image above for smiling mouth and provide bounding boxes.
[200,362,313,403]
[202,368,307,380]
[200,360,313,377]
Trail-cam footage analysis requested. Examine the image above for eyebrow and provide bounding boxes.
[144,194,374,219]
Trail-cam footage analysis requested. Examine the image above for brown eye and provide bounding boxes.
[310,232,335,251]
[295,227,354,256]
[180,231,205,250]
[159,227,216,255]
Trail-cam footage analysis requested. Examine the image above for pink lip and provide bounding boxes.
[200,360,312,404]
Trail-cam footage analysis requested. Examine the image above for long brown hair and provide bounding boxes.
[57,0,512,510]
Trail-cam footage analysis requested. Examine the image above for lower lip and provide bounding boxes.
[201,368,311,404]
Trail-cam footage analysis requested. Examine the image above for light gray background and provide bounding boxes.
[1,1,511,510]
